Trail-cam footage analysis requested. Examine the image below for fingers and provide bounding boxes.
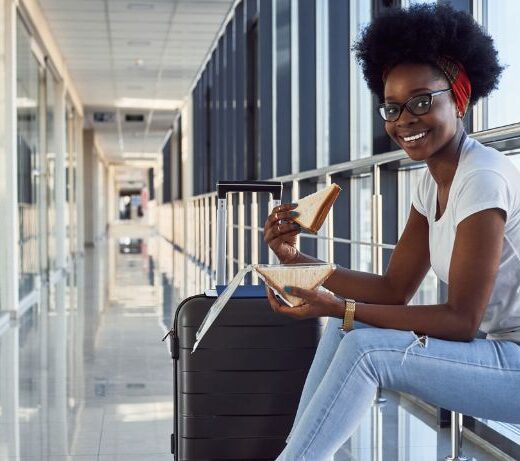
[272,203,298,214]
[266,209,300,227]
[283,286,318,303]
[266,287,308,319]
[263,203,301,244]
[264,222,300,243]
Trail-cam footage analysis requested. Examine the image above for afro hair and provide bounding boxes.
[353,4,503,105]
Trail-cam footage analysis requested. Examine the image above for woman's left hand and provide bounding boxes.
[266,286,345,320]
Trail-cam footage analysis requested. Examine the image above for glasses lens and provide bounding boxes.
[380,104,400,121]
[408,95,432,115]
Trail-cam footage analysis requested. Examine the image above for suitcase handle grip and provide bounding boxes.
[217,181,283,200]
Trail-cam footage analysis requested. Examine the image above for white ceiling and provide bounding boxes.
[38,0,234,163]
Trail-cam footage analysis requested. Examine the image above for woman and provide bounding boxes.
[264,4,520,460]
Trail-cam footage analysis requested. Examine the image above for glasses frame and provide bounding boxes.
[378,88,452,122]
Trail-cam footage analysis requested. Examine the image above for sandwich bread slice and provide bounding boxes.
[293,184,341,234]
[255,263,335,307]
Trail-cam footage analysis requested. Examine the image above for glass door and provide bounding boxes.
[16,16,43,300]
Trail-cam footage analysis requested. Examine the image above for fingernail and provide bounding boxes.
[290,211,299,217]
[284,286,292,293]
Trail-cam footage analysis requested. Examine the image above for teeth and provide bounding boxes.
[403,131,427,142]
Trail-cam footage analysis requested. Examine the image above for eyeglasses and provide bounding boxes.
[378,88,452,122]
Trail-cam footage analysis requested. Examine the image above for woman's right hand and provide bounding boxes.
[263,204,301,264]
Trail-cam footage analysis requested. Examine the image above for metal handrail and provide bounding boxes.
[173,123,520,293]
[184,123,520,202]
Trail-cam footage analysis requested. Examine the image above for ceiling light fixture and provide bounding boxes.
[115,98,182,110]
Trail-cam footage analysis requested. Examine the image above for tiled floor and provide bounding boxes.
[0,227,515,460]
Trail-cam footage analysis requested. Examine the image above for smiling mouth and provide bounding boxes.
[400,131,429,144]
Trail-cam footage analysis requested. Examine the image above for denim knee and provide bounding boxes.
[337,329,383,381]
[340,327,382,352]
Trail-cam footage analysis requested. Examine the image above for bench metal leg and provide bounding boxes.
[444,411,469,461]
[375,386,387,403]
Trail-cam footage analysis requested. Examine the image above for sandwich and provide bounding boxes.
[255,263,335,307]
[292,183,342,234]
[193,263,336,352]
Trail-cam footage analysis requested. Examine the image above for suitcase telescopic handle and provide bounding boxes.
[216,180,283,286]
[217,181,283,200]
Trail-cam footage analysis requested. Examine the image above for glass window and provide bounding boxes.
[349,0,372,160]
[398,167,437,305]
[398,407,438,460]
[350,175,372,272]
[46,73,57,271]
[17,16,41,299]
[485,0,520,129]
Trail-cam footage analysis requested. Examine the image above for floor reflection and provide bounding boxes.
[0,225,514,460]
[0,225,173,460]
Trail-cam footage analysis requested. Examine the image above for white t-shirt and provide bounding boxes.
[412,136,520,343]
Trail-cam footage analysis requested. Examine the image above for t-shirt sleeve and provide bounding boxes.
[453,170,510,227]
[411,171,428,217]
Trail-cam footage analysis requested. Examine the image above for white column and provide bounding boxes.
[75,115,84,255]
[107,164,116,225]
[0,0,18,313]
[0,4,19,457]
[94,159,101,239]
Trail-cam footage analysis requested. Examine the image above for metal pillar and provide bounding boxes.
[444,411,469,461]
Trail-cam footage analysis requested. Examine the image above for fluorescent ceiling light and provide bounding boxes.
[115,98,181,110]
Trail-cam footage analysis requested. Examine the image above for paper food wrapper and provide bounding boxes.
[192,263,335,353]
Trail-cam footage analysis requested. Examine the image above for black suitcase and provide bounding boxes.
[165,181,321,460]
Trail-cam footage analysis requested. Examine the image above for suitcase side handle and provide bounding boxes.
[217,180,283,200]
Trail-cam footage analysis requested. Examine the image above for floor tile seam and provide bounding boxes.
[96,409,105,456]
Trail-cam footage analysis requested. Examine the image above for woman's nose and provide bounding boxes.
[396,106,419,126]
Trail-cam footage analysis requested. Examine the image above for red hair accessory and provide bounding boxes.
[382,57,472,117]
[435,56,471,117]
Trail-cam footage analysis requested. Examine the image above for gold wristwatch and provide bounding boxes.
[340,298,356,331]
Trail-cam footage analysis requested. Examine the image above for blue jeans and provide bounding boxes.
[277,317,520,461]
